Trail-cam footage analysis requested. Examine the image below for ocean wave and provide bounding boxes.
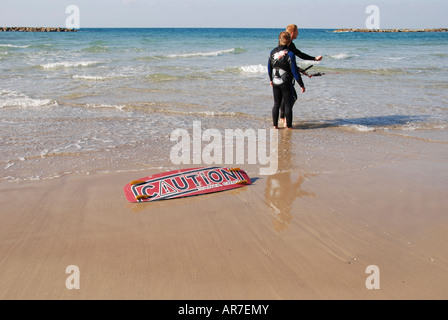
[312,66,440,76]
[58,100,249,119]
[27,43,53,50]
[239,64,266,73]
[222,64,267,74]
[168,47,244,58]
[0,91,57,108]
[123,102,253,118]
[146,73,180,82]
[73,75,109,81]
[0,43,31,48]
[40,61,101,69]
[298,60,317,66]
[86,103,126,111]
[327,52,358,60]
[388,57,406,60]
[296,115,437,133]
[339,124,377,132]
[82,45,110,53]
[432,53,448,58]
[139,47,243,60]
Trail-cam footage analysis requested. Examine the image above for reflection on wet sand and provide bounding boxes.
[265,131,315,231]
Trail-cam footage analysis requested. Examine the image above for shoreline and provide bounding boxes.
[334,28,448,33]
[0,27,77,32]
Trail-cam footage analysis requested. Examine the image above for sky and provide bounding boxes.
[0,0,447,29]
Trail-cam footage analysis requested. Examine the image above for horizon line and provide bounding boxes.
[2,26,446,30]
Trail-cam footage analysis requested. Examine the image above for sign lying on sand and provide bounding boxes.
[124,167,251,203]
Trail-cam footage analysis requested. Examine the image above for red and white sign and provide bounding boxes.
[124,167,251,203]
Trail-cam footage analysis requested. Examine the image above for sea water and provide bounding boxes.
[1,28,447,181]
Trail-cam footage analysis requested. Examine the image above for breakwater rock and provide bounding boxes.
[334,28,448,33]
[0,27,77,32]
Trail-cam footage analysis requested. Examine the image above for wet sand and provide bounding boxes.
[0,128,447,300]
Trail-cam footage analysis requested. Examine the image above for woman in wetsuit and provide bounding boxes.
[279,24,323,126]
[268,31,304,129]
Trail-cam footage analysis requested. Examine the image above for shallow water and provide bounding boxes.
[1,28,447,181]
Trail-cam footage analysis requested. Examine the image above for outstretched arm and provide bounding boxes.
[290,42,322,61]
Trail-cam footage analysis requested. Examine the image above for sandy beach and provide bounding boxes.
[1,127,447,300]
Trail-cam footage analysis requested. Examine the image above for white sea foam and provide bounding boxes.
[328,53,356,60]
[73,75,108,81]
[4,163,15,169]
[86,103,126,111]
[0,44,31,48]
[198,111,237,117]
[239,64,266,73]
[0,91,56,108]
[41,61,101,69]
[299,60,317,66]
[167,48,237,58]
[341,124,376,132]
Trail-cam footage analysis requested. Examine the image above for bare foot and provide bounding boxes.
[280,118,286,127]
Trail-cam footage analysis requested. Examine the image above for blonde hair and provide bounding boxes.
[286,24,298,35]
[278,31,291,46]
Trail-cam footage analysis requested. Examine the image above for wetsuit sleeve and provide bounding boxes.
[289,51,304,88]
[268,55,273,81]
[289,42,315,61]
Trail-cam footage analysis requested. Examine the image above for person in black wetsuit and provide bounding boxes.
[287,24,323,63]
[279,24,323,127]
[268,31,304,129]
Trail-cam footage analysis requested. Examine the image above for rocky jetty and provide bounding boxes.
[334,28,448,33]
[0,27,77,32]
